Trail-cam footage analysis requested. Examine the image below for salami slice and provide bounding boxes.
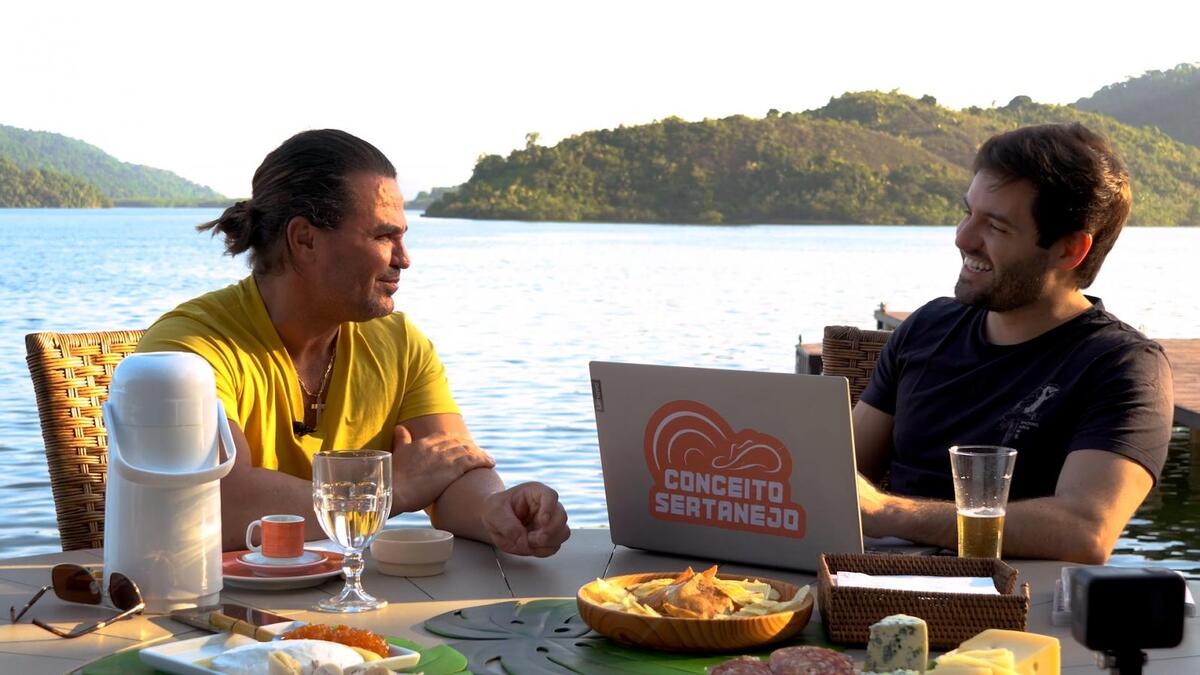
[768,646,855,675]
[708,655,773,674]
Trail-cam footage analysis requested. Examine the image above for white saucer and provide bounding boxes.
[238,549,324,570]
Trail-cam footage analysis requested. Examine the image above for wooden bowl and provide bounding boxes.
[576,572,814,653]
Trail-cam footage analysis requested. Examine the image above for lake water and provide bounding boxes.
[1,209,1197,574]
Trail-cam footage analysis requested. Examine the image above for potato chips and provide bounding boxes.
[580,566,810,619]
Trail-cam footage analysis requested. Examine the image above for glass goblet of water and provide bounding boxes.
[311,450,392,612]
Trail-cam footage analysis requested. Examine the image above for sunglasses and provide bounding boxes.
[9,564,145,638]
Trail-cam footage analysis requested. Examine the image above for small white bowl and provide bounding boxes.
[369,528,454,577]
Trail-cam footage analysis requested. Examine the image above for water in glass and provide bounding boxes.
[311,450,392,612]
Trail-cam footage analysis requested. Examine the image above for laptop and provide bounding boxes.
[589,361,864,572]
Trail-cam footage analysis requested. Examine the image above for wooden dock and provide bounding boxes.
[1161,339,1200,436]
[874,305,909,330]
[799,305,1200,447]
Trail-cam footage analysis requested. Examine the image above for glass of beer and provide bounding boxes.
[312,450,392,612]
[949,445,1017,558]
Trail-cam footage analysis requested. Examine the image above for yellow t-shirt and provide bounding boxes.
[137,276,460,479]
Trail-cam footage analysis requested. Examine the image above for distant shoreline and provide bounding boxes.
[413,211,1195,228]
[4,204,1195,227]
[0,204,234,208]
[0,202,240,210]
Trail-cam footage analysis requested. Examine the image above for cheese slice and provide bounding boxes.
[955,630,1060,675]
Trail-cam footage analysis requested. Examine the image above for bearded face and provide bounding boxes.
[954,245,1051,311]
[954,171,1052,312]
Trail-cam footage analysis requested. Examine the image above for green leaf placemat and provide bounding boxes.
[389,637,469,675]
[424,599,595,674]
[425,598,593,640]
[77,649,146,675]
[78,635,467,674]
[424,599,839,675]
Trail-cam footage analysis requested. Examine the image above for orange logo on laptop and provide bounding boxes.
[644,400,806,538]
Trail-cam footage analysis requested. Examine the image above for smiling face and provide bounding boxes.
[953,170,1053,312]
[310,173,409,321]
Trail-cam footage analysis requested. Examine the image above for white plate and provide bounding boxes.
[139,621,421,674]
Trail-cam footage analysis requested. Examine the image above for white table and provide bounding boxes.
[0,529,1196,673]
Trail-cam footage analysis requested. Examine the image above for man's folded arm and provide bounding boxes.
[859,449,1153,563]
[214,415,503,552]
[401,413,505,544]
[1007,449,1153,562]
[218,421,328,550]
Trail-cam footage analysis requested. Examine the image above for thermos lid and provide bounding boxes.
[110,352,217,427]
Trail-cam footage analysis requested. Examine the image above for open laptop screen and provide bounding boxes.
[590,361,863,572]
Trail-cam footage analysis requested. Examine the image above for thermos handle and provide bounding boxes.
[104,401,238,486]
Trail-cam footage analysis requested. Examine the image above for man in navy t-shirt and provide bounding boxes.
[854,123,1174,564]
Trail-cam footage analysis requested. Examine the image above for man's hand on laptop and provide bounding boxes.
[391,424,496,513]
[482,482,570,557]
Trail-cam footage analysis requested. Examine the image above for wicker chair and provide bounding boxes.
[820,325,892,406]
[24,330,144,551]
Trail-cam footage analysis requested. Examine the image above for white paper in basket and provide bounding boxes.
[833,571,1000,595]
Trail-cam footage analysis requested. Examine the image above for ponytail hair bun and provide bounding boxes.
[195,129,396,274]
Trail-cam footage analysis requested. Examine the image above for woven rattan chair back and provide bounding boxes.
[820,325,892,407]
[25,330,144,550]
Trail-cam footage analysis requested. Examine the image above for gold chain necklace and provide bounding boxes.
[298,335,337,424]
[298,352,334,400]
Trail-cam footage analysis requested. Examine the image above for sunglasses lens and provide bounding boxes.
[51,564,101,605]
[108,573,142,612]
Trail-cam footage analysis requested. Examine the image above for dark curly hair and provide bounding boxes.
[973,123,1131,288]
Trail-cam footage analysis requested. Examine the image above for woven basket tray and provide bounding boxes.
[818,553,1030,649]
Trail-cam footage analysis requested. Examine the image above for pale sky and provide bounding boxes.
[3,0,1197,199]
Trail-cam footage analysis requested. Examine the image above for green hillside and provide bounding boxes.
[0,157,110,207]
[428,92,1200,226]
[812,91,1200,226]
[1075,63,1200,148]
[0,123,223,204]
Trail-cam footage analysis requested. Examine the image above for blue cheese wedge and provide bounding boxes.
[865,614,929,673]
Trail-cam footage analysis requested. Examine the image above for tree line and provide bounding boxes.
[0,157,110,207]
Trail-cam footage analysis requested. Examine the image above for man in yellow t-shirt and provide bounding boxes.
[138,277,457,478]
[138,129,569,557]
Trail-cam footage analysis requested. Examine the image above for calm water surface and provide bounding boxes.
[1,209,1197,573]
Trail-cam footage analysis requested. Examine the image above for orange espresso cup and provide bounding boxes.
[245,514,305,559]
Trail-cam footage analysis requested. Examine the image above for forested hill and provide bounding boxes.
[0,157,110,207]
[812,92,1200,226]
[427,92,1200,226]
[0,124,224,206]
[1075,64,1200,148]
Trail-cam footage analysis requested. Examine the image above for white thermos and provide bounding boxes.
[102,352,236,614]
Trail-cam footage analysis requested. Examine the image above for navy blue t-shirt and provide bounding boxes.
[859,297,1173,501]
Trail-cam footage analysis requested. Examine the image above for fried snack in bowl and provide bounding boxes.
[576,566,813,652]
